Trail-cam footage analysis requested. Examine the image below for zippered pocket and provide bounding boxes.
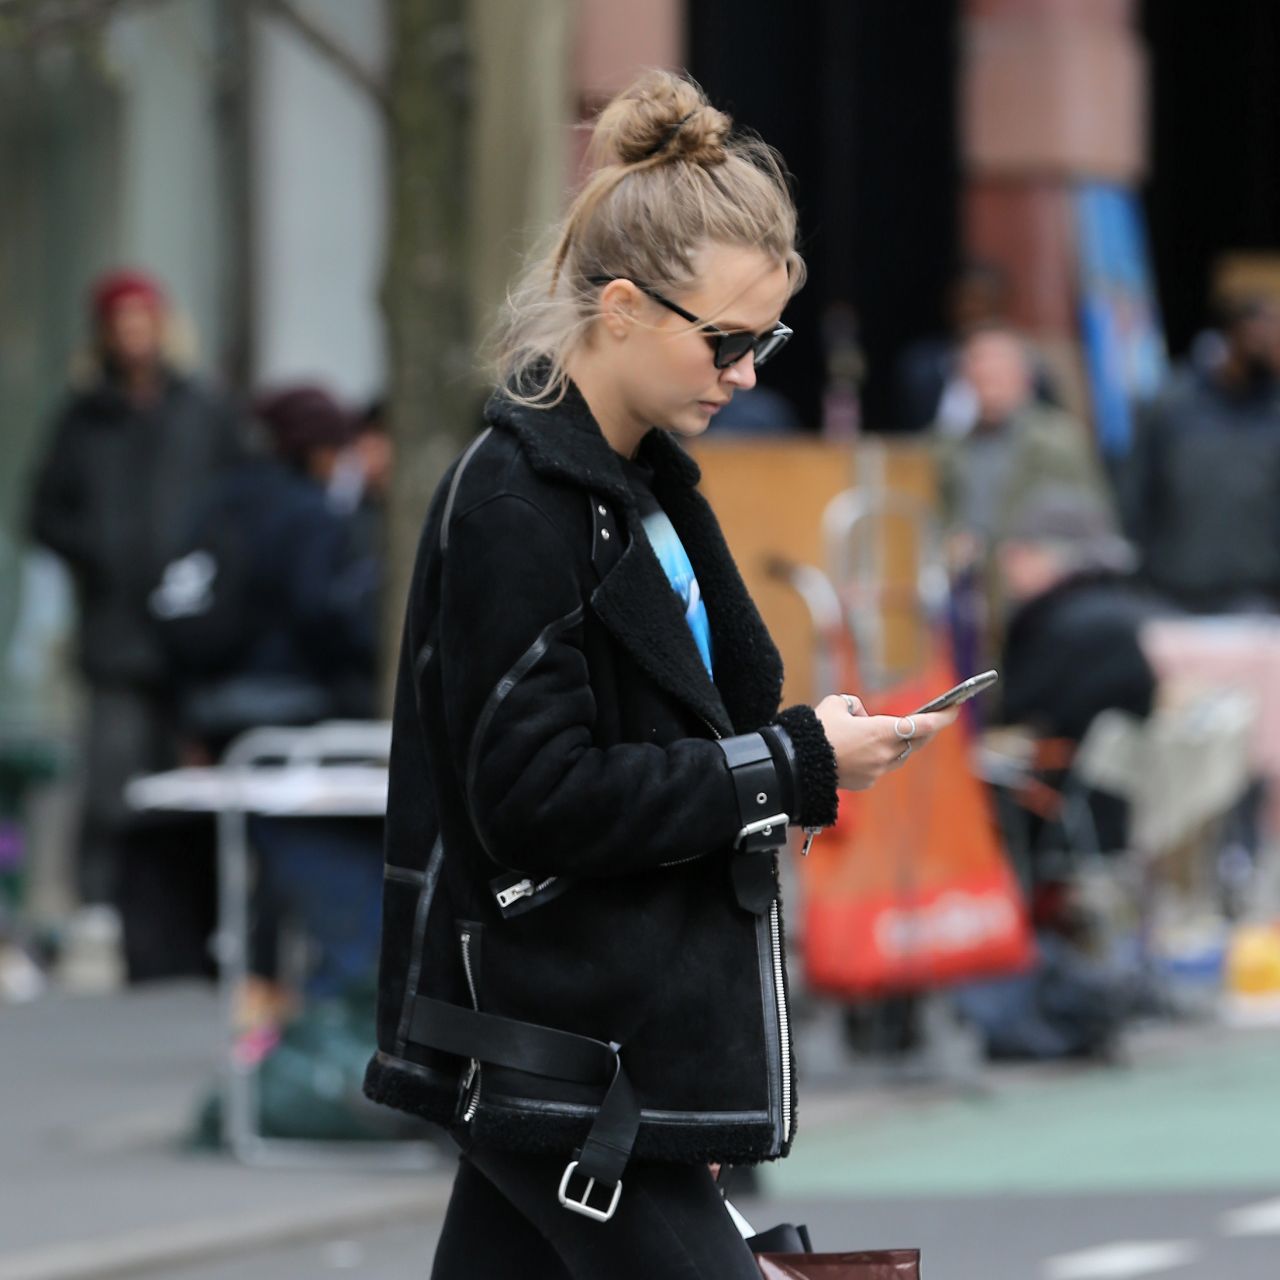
[457,921,484,1122]
[489,869,572,918]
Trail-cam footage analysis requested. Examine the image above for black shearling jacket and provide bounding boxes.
[363,380,838,1177]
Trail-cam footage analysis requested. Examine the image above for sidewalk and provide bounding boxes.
[5,978,1276,1280]
[0,983,453,1280]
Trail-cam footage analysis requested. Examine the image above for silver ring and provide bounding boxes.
[893,716,916,741]
[842,694,859,717]
[896,743,912,763]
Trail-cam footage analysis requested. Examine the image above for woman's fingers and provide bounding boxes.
[814,698,961,791]
[910,707,960,736]
[875,707,959,767]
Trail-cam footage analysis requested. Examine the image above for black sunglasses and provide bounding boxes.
[587,276,793,370]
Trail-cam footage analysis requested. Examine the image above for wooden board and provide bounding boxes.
[691,438,939,709]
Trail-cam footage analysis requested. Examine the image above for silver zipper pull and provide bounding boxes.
[495,878,534,909]
[800,827,821,857]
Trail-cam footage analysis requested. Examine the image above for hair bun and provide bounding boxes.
[589,70,731,169]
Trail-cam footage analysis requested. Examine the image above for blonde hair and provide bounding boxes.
[489,69,806,406]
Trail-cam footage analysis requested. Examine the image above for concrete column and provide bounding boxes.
[960,0,1148,406]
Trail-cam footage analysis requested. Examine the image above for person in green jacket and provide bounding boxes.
[931,322,1117,666]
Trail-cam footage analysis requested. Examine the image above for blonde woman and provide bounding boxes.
[365,71,956,1277]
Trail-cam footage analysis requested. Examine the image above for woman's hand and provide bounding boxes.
[814,694,959,791]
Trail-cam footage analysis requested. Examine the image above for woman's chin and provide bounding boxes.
[665,407,716,438]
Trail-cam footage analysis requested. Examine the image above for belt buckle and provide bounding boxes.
[557,1159,623,1222]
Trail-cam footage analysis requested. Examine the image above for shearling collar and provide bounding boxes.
[484,378,701,506]
[485,373,784,736]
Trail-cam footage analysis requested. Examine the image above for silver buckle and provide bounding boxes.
[734,813,789,848]
[557,1160,623,1222]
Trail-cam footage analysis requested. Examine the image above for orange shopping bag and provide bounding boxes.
[800,647,1034,996]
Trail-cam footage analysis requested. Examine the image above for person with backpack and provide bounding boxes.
[151,384,379,752]
[151,384,383,1002]
[364,72,958,1277]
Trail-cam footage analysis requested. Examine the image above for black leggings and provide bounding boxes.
[430,1148,761,1279]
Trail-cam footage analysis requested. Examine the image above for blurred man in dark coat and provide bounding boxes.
[996,486,1176,857]
[1122,295,1280,612]
[29,271,242,936]
[998,487,1169,743]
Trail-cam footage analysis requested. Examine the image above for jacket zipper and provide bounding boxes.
[700,710,792,1146]
[459,930,482,1121]
[769,898,793,1147]
[494,875,558,909]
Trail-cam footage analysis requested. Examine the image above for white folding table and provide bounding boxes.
[127,720,440,1169]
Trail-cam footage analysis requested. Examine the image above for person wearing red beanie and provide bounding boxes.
[28,268,245,982]
[89,269,167,324]
[86,269,171,405]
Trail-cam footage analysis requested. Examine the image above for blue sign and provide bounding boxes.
[1075,184,1168,457]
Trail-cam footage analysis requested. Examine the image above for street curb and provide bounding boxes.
[0,1180,454,1280]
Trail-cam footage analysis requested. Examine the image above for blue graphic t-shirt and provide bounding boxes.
[621,455,714,677]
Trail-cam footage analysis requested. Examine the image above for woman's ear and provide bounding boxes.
[598,279,641,342]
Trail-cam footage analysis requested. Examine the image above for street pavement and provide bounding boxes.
[3,982,1279,1279]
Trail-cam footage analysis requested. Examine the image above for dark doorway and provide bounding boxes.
[1142,0,1280,354]
[688,0,959,430]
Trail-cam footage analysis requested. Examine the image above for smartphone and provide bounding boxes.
[911,669,999,715]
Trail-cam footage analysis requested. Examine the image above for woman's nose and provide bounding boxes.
[722,351,758,391]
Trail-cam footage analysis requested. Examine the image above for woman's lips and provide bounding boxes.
[698,400,727,415]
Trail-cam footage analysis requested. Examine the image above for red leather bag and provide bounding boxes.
[756,1251,921,1279]
[746,1221,921,1278]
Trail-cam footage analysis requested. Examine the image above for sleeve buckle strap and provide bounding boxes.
[735,813,790,849]
[716,732,791,853]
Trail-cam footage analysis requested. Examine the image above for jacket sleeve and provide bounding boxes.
[29,406,95,570]
[434,492,830,878]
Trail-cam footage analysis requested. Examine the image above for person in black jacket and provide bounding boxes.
[29,271,241,972]
[999,486,1168,743]
[150,385,383,1000]
[1121,295,1280,612]
[365,72,957,1278]
[997,486,1175,856]
[152,384,380,751]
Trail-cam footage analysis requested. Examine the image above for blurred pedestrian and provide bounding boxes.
[150,383,383,1006]
[151,384,379,747]
[934,325,1114,549]
[28,269,242,976]
[1121,295,1280,611]
[895,260,1060,432]
[932,324,1115,674]
[998,486,1168,746]
[366,70,958,1278]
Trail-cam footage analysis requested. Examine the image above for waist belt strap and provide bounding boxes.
[408,996,639,1187]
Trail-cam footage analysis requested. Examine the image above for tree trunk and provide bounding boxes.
[380,0,476,708]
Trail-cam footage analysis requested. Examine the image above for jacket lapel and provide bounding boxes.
[644,432,785,735]
[486,383,785,736]
[590,502,736,737]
